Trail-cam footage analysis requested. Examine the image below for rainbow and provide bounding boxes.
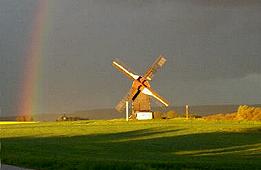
[18,0,50,117]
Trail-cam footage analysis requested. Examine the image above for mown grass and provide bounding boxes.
[1,119,261,170]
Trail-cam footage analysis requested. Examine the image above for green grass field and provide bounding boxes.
[1,119,261,170]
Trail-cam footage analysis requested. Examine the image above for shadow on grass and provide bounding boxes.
[1,127,261,170]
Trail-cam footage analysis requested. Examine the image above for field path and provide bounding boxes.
[1,164,34,170]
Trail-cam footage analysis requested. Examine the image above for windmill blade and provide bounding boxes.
[112,60,139,80]
[143,55,167,81]
[115,87,133,112]
[141,86,169,107]
[115,95,129,112]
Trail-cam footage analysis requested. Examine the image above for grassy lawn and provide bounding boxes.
[1,119,261,170]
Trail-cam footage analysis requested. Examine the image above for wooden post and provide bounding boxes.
[186,105,189,119]
[126,101,129,121]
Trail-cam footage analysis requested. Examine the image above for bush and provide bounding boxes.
[204,105,261,121]
[166,110,177,119]
[236,105,261,121]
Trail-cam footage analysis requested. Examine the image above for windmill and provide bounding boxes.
[112,55,169,120]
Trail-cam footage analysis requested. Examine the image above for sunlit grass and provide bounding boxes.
[1,119,261,169]
[0,121,38,125]
[175,143,261,156]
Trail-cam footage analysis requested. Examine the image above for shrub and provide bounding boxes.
[166,110,177,119]
[204,105,261,121]
[236,105,261,121]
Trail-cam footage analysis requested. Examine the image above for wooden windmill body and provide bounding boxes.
[112,55,169,119]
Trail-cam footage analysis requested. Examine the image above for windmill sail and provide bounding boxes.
[115,88,133,112]
[112,60,139,80]
[112,55,170,115]
[115,95,128,112]
[143,55,166,81]
[141,86,169,107]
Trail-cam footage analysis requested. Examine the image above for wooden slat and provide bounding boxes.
[115,88,133,112]
[143,55,166,81]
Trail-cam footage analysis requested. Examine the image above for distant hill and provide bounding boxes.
[0,108,123,121]
[1,104,260,121]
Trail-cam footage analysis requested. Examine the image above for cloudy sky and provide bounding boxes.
[1,0,261,116]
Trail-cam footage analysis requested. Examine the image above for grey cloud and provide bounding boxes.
[1,0,261,115]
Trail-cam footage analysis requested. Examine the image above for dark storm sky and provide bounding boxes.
[1,0,261,115]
